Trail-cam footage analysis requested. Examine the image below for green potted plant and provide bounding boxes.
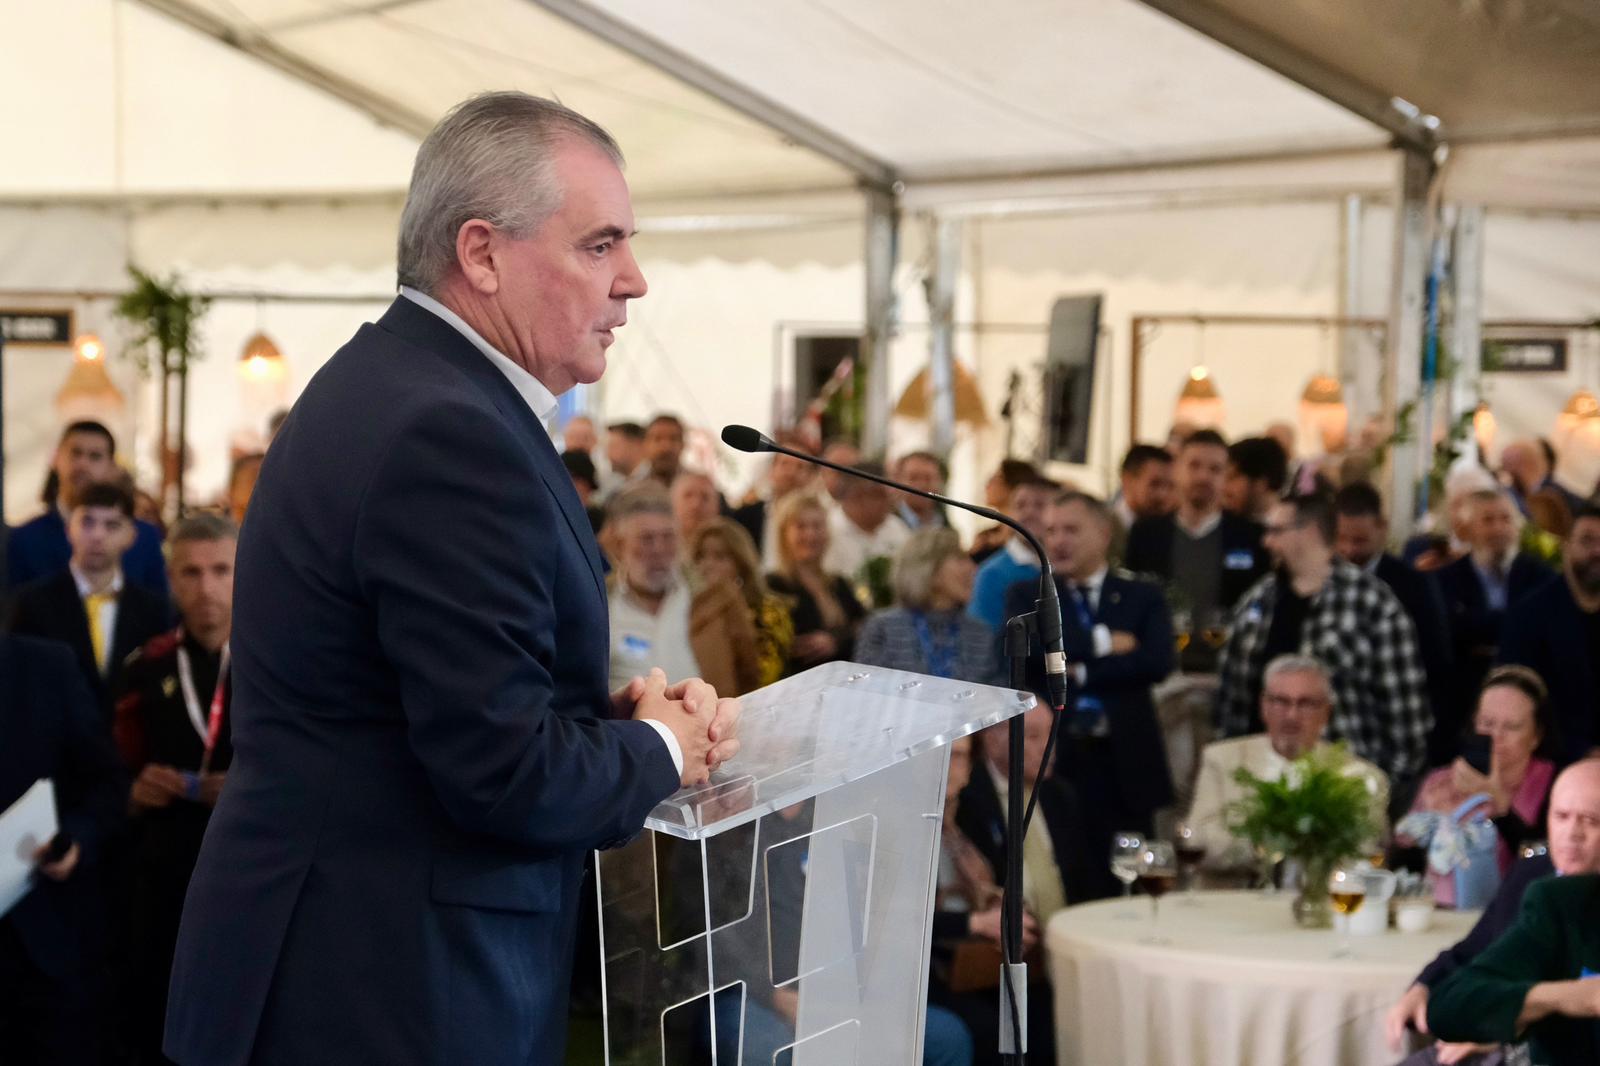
[1226,744,1381,928]
[115,266,209,514]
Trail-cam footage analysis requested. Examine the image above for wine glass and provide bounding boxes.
[1110,831,1144,919]
[1329,864,1367,958]
[1174,821,1206,906]
[1253,840,1286,896]
[1198,607,1229,651]
[1172,609,1193,656]
[1137,842,1179,944]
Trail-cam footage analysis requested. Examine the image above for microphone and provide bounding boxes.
[721,424,1068,712]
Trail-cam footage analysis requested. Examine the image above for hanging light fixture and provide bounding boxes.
[1472,401,1497,458]
[1298,372,1349,453]
[1558,387,1600,429]
[1174,366,1225,428]
[55,332,125,417]
[239,331,288,385]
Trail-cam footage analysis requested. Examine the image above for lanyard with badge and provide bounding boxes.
[176,629,232,780]
[1065,584,1109,739]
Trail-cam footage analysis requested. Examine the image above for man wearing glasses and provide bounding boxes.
[1216,493,1430,817]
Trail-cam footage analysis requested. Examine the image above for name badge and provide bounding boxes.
[621,634,652,660]
[1223,550,1256,571]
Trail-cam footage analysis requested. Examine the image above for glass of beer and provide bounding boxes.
[1137,841,1179,944]
[1328,864,1367,958]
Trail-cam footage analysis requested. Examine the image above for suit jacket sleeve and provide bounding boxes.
[49,645,127,866]
[1426,877,1568,1044]
[1417,857,1551,988]
[353,402,679,854]
[1081,583,1175,689]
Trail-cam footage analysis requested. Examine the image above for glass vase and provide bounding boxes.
[1292,856,1334,929]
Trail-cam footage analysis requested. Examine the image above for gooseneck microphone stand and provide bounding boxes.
[721,425,1070,1065]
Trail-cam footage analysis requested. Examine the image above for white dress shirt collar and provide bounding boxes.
[399,287,559,429]
[71,564,123,598]
[1069,566,1109,612]
[1005,535,1039,568]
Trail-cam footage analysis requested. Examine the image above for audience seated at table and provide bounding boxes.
[1398,666,1558,908]
[1386,759,1600,1066]
[855,528,998,685]
[1188,653,1389,878]
[765,491,868,673]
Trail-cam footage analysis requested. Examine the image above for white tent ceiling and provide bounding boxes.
[5,0,1598,209]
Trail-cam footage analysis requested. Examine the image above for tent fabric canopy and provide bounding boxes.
[5,0,1598,208]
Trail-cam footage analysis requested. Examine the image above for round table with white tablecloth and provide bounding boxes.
[1047,890,1479,1066]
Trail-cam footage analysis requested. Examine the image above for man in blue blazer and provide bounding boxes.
[1004,490,1176,875]
[6,421,169,601]
[165,93,739,1066]
[0,634,128,1064]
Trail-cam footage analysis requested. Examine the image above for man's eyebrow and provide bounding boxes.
[577,224,635,244]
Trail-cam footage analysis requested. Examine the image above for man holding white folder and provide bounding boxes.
[0,633,127,1063]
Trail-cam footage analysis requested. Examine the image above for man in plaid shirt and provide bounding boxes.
[1217,493,1432,803]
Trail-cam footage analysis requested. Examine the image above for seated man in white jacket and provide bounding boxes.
[1188,653,1389,876]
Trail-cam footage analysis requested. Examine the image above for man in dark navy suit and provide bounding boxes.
[1436,489,1553,737]
[6,420,169,601]
[0,634,128,1064]
[165,93,740,1066]
[1499,506,1600,766]
[7,481,169,719]
[1005,491,1176,880]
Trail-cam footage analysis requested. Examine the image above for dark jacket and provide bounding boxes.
[1428,872,1600,1066]
[1003,571,1176,815]
[5,569,169,718]
[766,572,868,672]
[1372,553,1458,764]
[1436,552,1553,719]
[953,760,1105,907]
[164,297,680,1066]
[1417,853,1555,988]
[0,635,127,978]
[1122,511,1269,614]
[1499,576,1597,765]
[6,508,169,602]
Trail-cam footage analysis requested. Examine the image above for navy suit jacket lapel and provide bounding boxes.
[374,298,608,600]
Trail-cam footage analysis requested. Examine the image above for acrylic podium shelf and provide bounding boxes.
[597,661,1034,1066]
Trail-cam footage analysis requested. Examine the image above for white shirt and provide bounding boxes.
[823,508,911,580]
[608,577,701,693]
[1062,566,1114,670]
[400,287,683,775]
[71,564,123,675]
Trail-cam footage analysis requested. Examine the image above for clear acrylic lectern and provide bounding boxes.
[596,661,1034,1065]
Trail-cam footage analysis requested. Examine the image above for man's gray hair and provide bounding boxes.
[892,527,964,610]
[167,512,239,552]
[1262,654,1332,696]
[606,482,671,526]
[397,92,624,294]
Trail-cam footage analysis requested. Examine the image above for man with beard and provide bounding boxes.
[1499,505,1600,765]
[1217,493,1430,807]
[112,514,239,1064]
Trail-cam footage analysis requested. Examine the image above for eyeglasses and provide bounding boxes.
[1262,694,1327,713]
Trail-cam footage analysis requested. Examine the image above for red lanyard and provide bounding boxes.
[176,631,231,774]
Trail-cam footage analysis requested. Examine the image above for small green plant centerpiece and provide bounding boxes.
[1226,744,1380,928]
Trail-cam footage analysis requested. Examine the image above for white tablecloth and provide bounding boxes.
[1046,891,1478,1066]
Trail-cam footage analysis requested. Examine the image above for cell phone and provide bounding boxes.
[1461,733,1493,776]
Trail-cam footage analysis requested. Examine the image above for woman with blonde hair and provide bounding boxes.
[765,492,867,673]
[686,518,793,695]
[855,528,1000,685]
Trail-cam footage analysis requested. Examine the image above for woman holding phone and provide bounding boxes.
[1399,665,1558,906]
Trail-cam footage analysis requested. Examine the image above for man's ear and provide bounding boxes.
[455,219,501,296]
